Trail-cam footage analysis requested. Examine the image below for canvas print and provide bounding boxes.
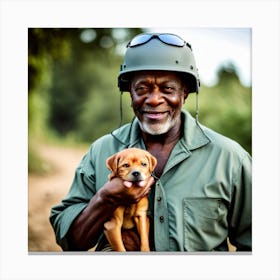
[28,28,252,253]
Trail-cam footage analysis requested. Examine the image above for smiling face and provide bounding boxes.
[130,71,188,135]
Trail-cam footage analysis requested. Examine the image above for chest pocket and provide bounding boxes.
[183,198,228,251]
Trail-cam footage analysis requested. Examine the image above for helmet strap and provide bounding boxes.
[195,91,199,123]
[110,91,134,148]
[119,91,124,128]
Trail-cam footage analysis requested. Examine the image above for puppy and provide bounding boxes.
[104,148,157,252]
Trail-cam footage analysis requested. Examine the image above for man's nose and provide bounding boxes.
[145,87,164,106]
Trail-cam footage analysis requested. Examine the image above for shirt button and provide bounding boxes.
[159,216,164,223]
[157,196,162,202]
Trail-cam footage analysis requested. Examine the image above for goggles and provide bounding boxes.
[127,33,192,49]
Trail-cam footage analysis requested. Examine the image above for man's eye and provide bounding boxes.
[135,86,149,94]
[162,86,174,93]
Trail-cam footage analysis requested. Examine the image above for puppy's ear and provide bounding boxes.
[147,154,157,172]
[106,153,119,179]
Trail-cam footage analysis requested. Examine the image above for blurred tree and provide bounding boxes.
[217,62,241,85]
[28,28,142,139]
[185,63,252,154]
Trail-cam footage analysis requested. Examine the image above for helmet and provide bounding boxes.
[118,33,200,93]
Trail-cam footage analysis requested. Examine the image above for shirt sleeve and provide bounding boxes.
[49,146,97,250]
[228,152,252,251]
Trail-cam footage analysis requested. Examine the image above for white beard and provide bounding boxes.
[137,115,178,135]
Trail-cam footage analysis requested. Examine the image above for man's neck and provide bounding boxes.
[141,121,182,178]
[141,120,182,148]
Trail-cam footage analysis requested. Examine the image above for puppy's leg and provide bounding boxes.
[135,214,150,251]
[134,197,150,252]
[104,206,126,252]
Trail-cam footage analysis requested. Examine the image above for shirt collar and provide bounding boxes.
[180,109,210,150]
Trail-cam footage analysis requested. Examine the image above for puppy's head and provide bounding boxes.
[106,148,157,182]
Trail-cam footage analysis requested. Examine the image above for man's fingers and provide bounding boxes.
[147,176,155,186]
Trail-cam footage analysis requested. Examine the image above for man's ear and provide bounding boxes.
[130,92,133,106]
[183,87,189,100]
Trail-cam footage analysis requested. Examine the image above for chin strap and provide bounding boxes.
[195,91,199,123]
[110,91,130,147]
[119,91,124,128]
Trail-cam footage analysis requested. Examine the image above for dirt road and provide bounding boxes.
[28,143,87,251]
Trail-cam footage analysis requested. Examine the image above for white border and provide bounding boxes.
[1,0,279,279]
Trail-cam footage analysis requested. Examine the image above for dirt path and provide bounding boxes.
[28,143,88,251]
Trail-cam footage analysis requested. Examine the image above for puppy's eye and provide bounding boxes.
[141,162,147,167]
[122,163,130,168]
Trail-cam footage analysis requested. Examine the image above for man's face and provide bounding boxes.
[130,71,188,135]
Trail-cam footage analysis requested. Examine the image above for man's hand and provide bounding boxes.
[100,176,155,207]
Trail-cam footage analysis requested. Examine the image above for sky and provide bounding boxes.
[145,27,252,87]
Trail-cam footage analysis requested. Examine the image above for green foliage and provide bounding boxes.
[29,28,141,135]
[185,65,252,154]
[28,146,48,174]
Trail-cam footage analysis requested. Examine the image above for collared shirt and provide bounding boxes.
[50,110,252,251]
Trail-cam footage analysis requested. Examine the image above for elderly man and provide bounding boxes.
[50,33,252,252]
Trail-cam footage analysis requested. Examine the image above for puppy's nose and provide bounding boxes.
[132,171,140,179]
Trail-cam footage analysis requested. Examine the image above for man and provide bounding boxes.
[50,33,252,252]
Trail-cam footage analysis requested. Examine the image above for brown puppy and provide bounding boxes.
[104,148,157,252]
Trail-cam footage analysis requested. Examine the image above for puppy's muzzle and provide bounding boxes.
[130,169,144,181]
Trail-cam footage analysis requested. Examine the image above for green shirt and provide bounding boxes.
[50,110,252,251]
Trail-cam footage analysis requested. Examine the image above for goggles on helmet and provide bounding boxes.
[127,33,192,49]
